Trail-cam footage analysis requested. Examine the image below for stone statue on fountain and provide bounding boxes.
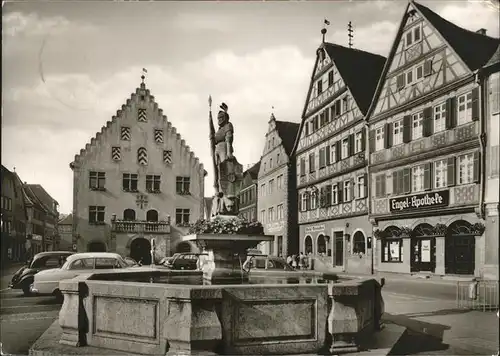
[208,97,244,218]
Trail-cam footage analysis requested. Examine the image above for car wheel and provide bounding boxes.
[53,289,64,303]
[22,283,31,296]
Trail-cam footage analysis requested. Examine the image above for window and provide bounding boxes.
[176,177,190,195]
[309,153,315,173]
[458,153,474,184]
[277,204,284,220]
[343,180,352,202]
[310,192,317,210]
[300,158,306,176]
[319,147,326,168]
[341,138,349,159]
[415,64,424,81]
[434,160,447,189]
[393,120,403,146]
[89,172,106,190]
[111,147,121,161]
[412,112,423,139]
[342,97,348,113]
[277,153,280,164]
[122,174,138,192]
[375,174,386,198]
[268,207,274,221]
[381,239,403,262]
[301,194,308,211]
[270,158,273,168]
[405,24,422,48]
[121,127,131,141]
[146,175,161,192]
[457,92,473,125]
[328,71,334,87]
[406,70,413,85]
[412,165,425,192]
[123,209,136,221]
[154,129,164,144]
[357,175,366,199]
[163,150,172,164]
[89,206,105,224]
[260,184,265,197]
[138,108,147,122]
[96,258,122,269]
[137,147,148,165]
[260,210,265,223]
[355,131,363,153]
[434,102,446,133]
[375,127,385,151]
[69,258,94,270]
[175,208,190,226]
[272,137,275,147]
[491,72,500,114]
[277,174,283,189]
[305,122,310,136]
[331,185,338,205]
[330,144,337,164]
[268,179,274,194]
[317,80,323,96]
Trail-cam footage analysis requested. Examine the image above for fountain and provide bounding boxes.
[30,98,404,356]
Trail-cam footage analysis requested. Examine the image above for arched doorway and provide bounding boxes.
[411,224,436,273]
[176,241,193,253]
[352,231,366,255]
[146,209,158,222]
[446,220,475,275]
[304,236,313,255]
[87,241,106,252]
[317,234,326,256]
[130,238,152,265]
[123,209,136,221]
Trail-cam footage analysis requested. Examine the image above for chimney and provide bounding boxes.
[476,28,487,36]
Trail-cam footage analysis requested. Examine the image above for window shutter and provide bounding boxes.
[300,158,305,176]
[363,173,368,198]
[325,145,331,165]
[337,182,343,203]
[319,148,325,168]
[423,163,431,190]
[361,128,366,151]
[306,193,310,211]
[335,100,341,117]
[473,151,480,183]
[422,107,433,137]
[447,157,456,187]
[423,59,433,77]
[335,141,341,162]
[392,171,398,195]
[350,179,355,201]
[348,134,355,156]
[325,108,330,124]
[381,174,386,196]
[403,115,412,143]
[385,123,393,148]
[403,168,411,194]
[396,73,405,90]
[369,129,376,153]
[319,187,326,207]
[325,185,332,206]
[299,194,303,211]
[471,87,480,121]
[445,97,457,129]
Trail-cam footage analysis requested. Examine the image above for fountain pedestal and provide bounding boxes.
[182,232,273,284]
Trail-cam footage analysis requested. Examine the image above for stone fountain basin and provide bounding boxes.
[58,269,384,355]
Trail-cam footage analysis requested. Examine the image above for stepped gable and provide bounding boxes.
[69,81,204,172]
[274,119,300,157]
[323,43,386,115]
[412,0,499,71]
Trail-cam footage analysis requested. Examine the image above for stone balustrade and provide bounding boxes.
[111,220,171,234]
[57,270,384,355]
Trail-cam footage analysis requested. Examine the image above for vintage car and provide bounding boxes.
[123,256,139,266]
[166,252,208,271]
[9,251,74,295]
[242,255,295,272]
[30,252,135,300]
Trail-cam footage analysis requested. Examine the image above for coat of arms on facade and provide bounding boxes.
[136,194,149,210]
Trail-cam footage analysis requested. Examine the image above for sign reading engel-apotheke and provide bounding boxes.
[390,190,449,213]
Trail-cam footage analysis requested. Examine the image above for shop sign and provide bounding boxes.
[266,222,284,233]
[389,190,449,213]
[421,239,431,263]
[305,224,325,234]
[32,234,43,241]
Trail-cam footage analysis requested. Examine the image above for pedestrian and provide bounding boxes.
[298,252,305,270]
[291,254,297,269]
[286,255,292,266]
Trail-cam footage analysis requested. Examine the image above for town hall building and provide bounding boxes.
[70,76,207,264]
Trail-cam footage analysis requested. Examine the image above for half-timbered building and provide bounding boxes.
[292,39,385,273]
[238,161,260,223]
[258,115,300,257]
[70,77,206,263]
[366,0,499,277]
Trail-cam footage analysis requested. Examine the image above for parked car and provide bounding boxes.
[166,253,207,270]
[160,253,180,267]
[123,256,139,266]
[242,255,295,272]
[9,251,74,295]
[30,252,133,300]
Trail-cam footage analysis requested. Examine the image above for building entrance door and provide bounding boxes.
[410,224,436,273]
[334,232,343,266]
[445,220,476,275]
[130,238,152,265]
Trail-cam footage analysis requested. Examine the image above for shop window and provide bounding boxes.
[381,238,403,262]
[352,231,365,254]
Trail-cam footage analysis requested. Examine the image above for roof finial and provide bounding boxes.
[322,18,330,43]
[141,68,147,84]
[13,166,16,172]
[348,21,354,48]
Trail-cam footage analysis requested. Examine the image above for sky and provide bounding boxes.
[2,0,499,214]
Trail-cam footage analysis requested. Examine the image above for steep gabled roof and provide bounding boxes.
[484,44,500,68]
[412,1,499,72]
[23,185,46,212]
[245,161,261,180]
[275,120,300,157]
[26,184,58,216]
[70,81,204,173]
[323,43,386,115]
[59,214,73,225]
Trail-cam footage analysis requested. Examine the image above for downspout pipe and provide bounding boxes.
[364,120,374,275]
[475,70,486,220]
